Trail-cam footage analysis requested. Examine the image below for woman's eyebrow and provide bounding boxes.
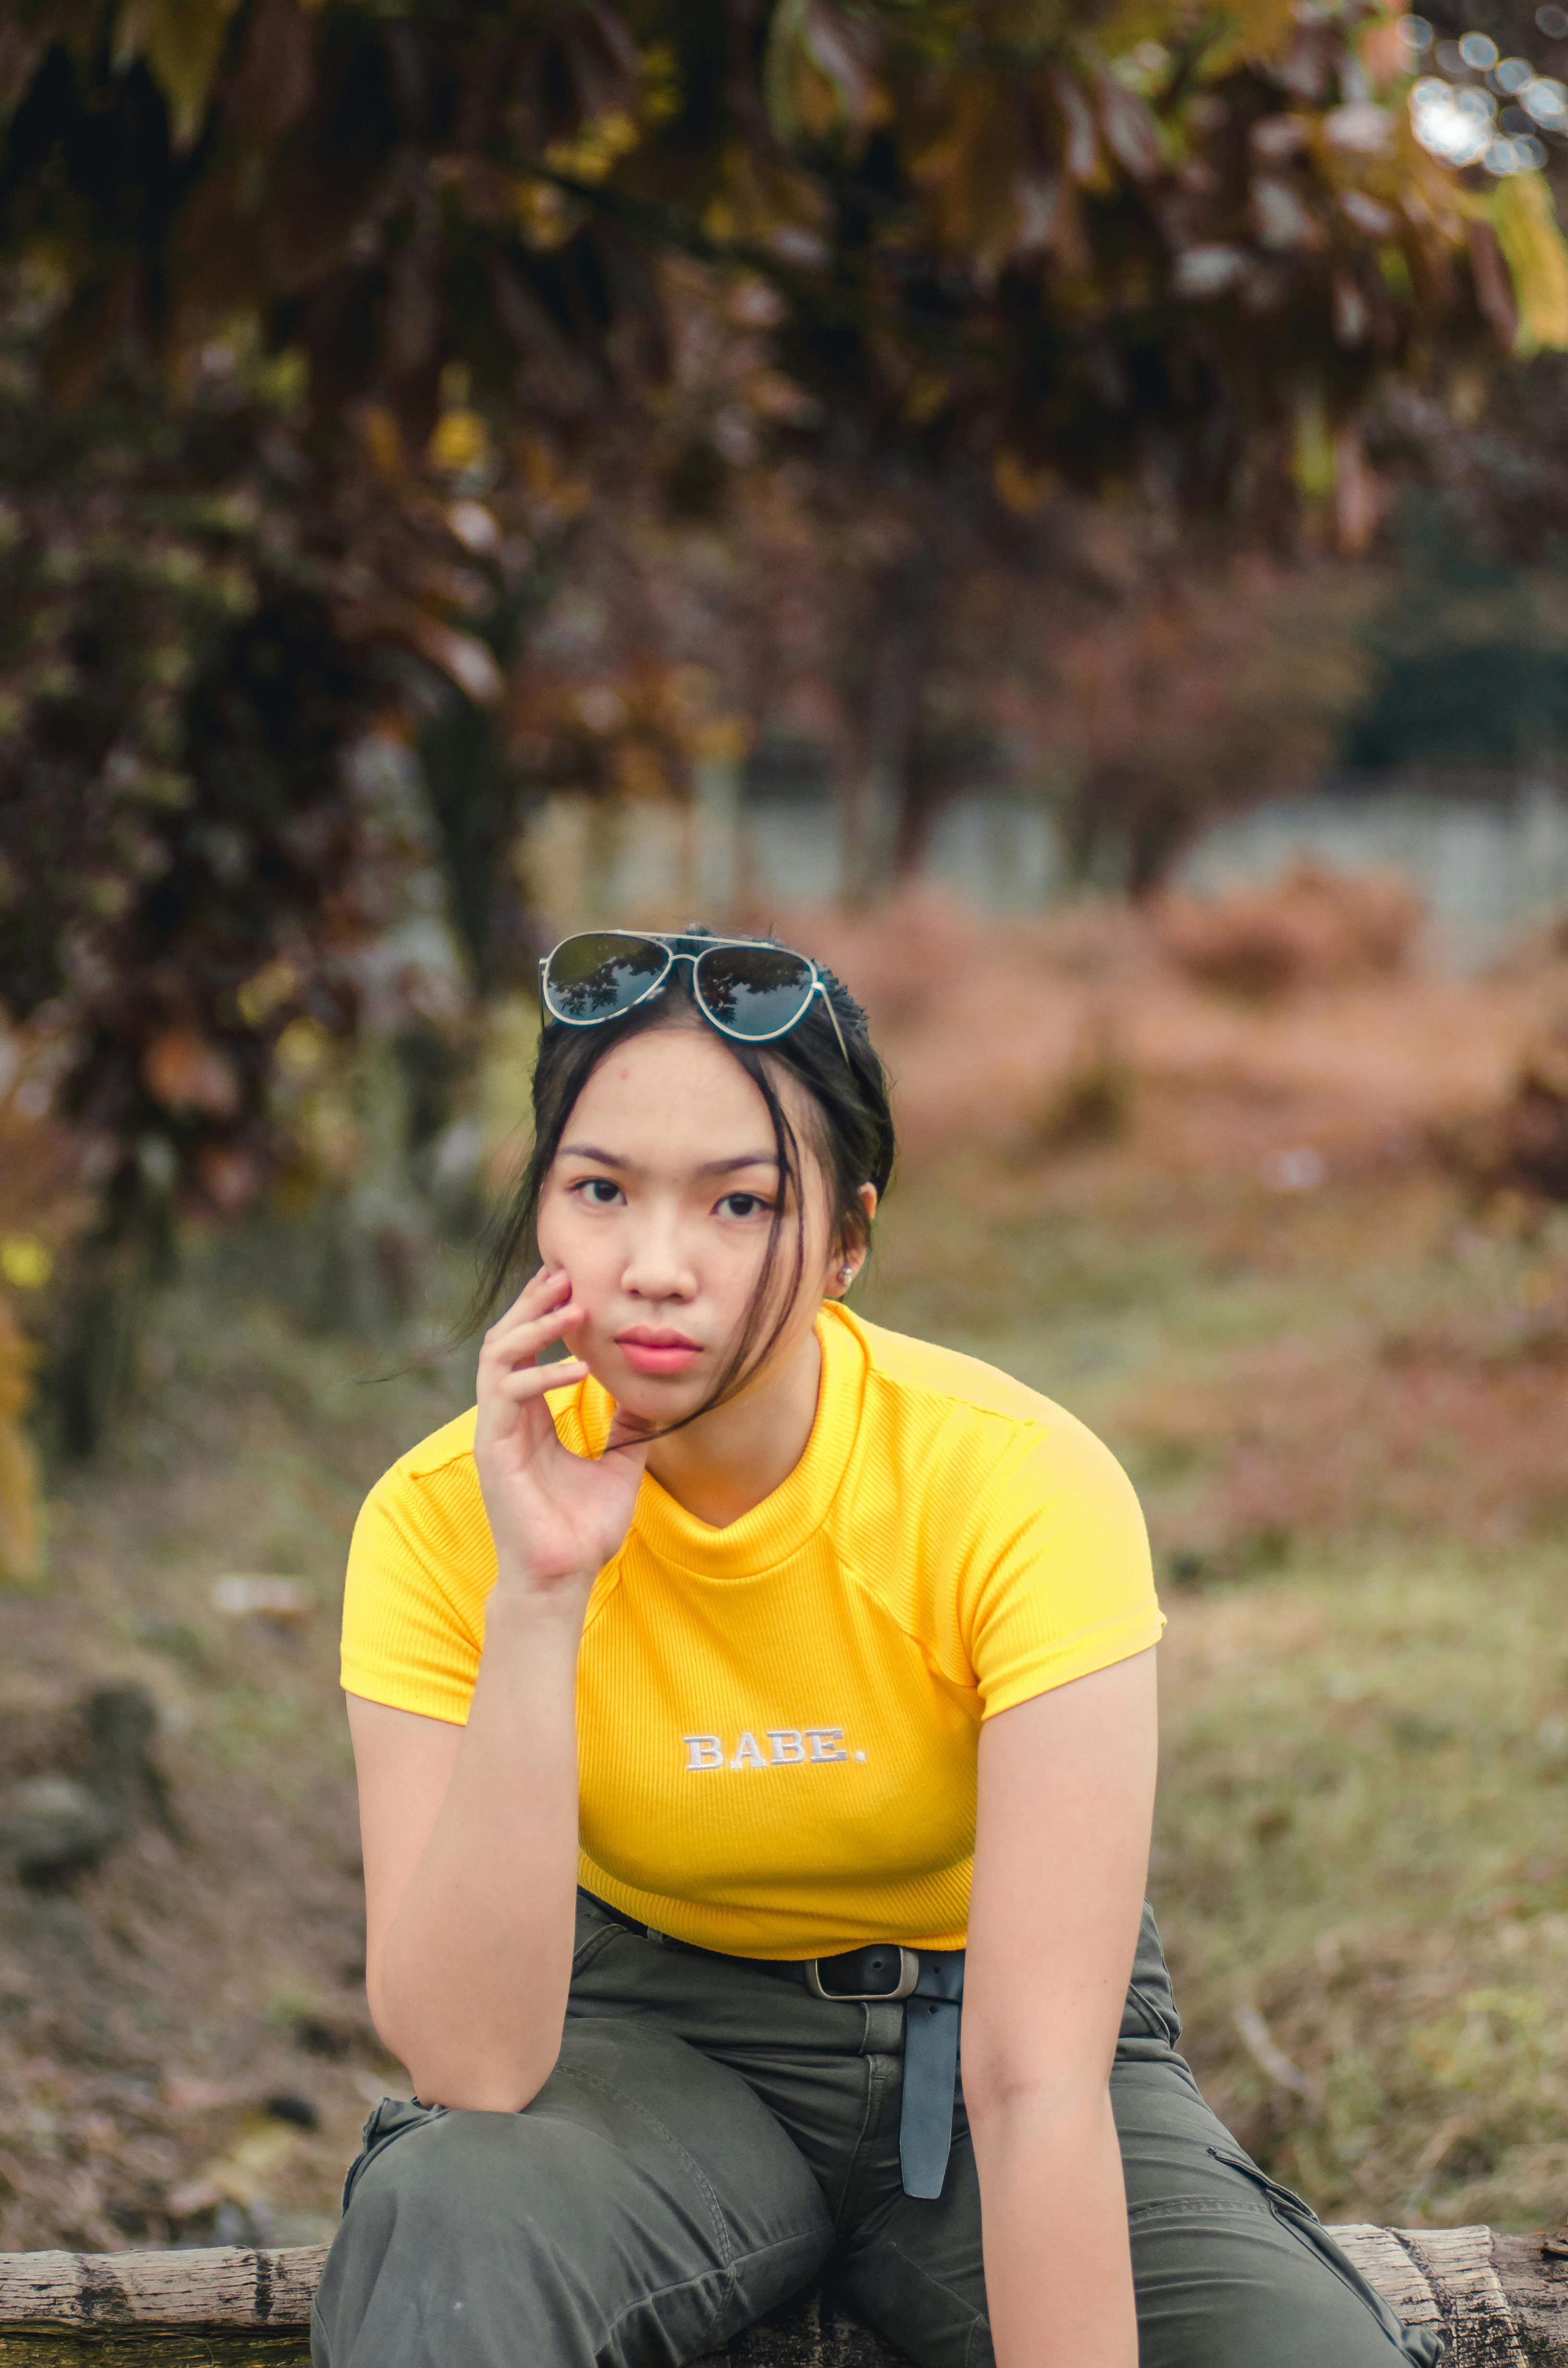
[557,1144,778,1177]
[559,1141,637,1170]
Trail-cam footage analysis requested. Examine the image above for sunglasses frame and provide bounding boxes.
[539,930,851,1065]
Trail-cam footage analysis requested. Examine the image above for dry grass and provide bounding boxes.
[2,884,1568,2249]
[0,1283,469,2250]
[1151,1556,1568,2229]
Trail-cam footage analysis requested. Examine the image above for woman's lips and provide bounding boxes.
[616,1330,704,1377]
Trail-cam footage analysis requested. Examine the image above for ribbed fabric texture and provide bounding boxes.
[340,1304,1164,1959]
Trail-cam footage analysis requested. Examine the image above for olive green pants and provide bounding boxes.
[312,1893,1442,2368]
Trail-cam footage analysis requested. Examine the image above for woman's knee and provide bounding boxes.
[315,2103,638,2368]
[1113,2061,1435,2367]
[317,2068,832,2368]
[345,2095,618,2248]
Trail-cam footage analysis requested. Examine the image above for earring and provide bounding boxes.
[840,1263,853,1287]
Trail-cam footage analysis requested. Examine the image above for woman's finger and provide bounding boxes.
[479,1300,584,1370]
[485,1266,572,1338]
[488,1264,570,1325]
[481,1290,575,1358]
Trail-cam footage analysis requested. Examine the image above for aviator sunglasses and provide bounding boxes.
[539,930,851,1065]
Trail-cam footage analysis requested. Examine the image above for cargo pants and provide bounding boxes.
[311,1892,1443,2368]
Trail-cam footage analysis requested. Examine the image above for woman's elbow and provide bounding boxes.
[370,1993,560,2115]
[412,2067,551,2114]
[396,2040,560,2116]
[962,2051,1112,2134]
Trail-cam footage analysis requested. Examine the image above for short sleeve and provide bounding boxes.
[340,1421,495,1727]
[956,1412,1164,1720]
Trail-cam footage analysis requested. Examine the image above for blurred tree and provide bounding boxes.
[1013,538,1378,889]
[0,0,1509,483]
[1340,492,1568,768]
[0,0,1556,1196]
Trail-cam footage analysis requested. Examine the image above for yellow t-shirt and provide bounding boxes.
[341,1303,1162,1959]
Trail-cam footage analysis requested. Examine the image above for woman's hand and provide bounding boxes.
[474,1266,649,1607]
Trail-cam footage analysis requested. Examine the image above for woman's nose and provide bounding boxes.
[621,1221,696,1301]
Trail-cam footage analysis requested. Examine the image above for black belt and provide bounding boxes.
[584,1892,964,2199]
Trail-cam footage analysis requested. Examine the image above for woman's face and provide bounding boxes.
[534,1021,846,1427]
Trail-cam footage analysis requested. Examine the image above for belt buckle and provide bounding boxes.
[806,1945,919,2003]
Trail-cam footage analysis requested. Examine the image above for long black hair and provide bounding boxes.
[471,929,896,1432]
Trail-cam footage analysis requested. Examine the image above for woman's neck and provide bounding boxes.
[642,1320,824,1531]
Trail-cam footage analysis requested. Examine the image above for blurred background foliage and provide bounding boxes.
[0,0,1551,1311]
[5,0,1568,2258]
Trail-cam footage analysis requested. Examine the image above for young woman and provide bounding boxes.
[315,928,1437,2368]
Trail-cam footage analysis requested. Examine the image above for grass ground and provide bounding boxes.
[1,890,1566,2253]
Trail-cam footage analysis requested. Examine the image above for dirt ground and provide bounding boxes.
[2,883,1567,2251]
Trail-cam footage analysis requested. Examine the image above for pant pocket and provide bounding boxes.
[572,1887,633,1980]
[1207,2149,1446,2366]
[341,2095,447,2215]
[1120,1905,1182,2047]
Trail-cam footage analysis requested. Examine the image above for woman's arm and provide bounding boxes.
[962,1648,1159,2368]
[348,1267,648,2113]
[347,1589,585,2112]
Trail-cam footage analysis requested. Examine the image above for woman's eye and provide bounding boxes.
[575,1177,623,1207]
[718,1192,768,1219]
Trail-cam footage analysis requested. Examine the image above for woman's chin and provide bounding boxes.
[588,1357,707,1427]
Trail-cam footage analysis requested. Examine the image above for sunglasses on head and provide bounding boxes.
[539,930,851,1065]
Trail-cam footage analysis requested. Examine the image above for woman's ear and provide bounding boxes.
[829,1183,879,1298]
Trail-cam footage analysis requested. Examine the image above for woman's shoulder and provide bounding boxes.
[386,1405,479,1485]
[846,1308,1073,1432]
[359,1379,588,1525]
[841,1309,1138,1511]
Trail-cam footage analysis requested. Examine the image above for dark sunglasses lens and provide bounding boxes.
[544,934,666,1022]
[695,946,815,1039]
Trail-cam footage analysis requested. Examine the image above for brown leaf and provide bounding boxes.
[228,0,315,139]
[1321,102,1393,159]
[125,0,243,153]
[408,619,505,703]
[800,0,879,135]
[1172,246,1251,300]
[164,2114,304,2220]
[913,78,1027,271]
[1469,217,1519,349]
[194,1143,260,1213]
[446,500,500,555]
[1096,74,1160,181]
[1340,190,1397,238]
[385,236,444,379]
[1250,176,1325,253]
[1332,270,1372,347]
[211,1574,311,1623]
[555,4,641,124]
[1013,173,1062,258]
[0,24,49,119]
[143,1031,242,1119]
[1332,424,1382,553]
[1250,113,1309,162]
[1051,68,1099,185]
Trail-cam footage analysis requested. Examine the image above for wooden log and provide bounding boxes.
[0,2227,1564,2361]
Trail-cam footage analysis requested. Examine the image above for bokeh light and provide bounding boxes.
[1410,74,1496,164]
[1409,33,1564,169]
